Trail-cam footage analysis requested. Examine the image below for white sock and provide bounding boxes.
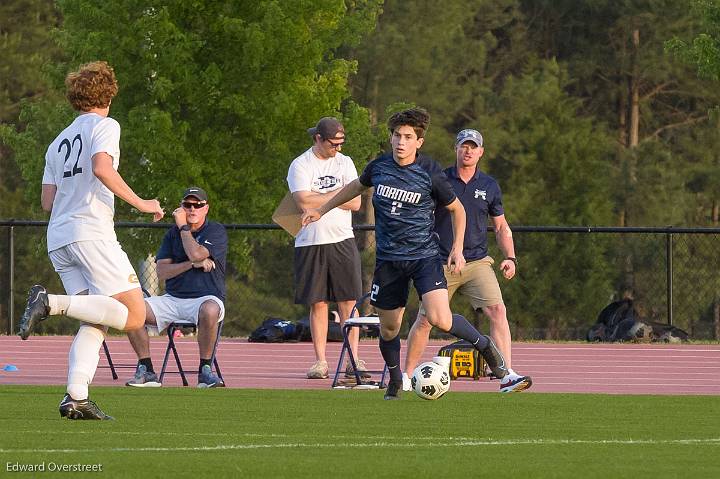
[61,295,128,330]
[48,294,70,315]
[402,372,412,391]
[66,324,105,400]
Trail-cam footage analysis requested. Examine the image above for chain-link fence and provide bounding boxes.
[2,221,719,340]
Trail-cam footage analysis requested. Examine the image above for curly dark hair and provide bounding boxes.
[65,61,118,111]
[387,107,430,138]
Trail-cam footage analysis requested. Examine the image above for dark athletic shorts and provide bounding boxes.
[294,238,362,305]
[369,255,447,310]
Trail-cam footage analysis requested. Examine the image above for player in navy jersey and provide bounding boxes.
[302,108,508,399]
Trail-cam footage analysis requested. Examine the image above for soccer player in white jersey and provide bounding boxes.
[18,61,164,420]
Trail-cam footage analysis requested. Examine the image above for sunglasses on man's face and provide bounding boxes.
[182,201,207,210]
[325,138,345,149]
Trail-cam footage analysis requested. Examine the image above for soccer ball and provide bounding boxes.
[411,361,450,400]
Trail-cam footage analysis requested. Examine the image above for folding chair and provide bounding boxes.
[159,320,224,386]
[100,339,136,380]
[332,293,388,389]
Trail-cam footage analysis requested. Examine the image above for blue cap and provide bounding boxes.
[455,129,483,147]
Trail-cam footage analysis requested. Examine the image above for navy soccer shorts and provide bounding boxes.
[369,255,447,310]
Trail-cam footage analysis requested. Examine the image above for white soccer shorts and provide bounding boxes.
[49,240,140,296]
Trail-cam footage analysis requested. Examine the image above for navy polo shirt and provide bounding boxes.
[434,166,504,262]
[156,220,228,302]
[359,152,456,260]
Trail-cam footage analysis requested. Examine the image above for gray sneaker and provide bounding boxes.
[345,359,372,379]
[197,364,225,388]
[126,364,161,388]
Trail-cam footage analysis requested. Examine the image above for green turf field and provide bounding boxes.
[1,386,718,478]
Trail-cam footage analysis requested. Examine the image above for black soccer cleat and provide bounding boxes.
[477,336,508,379]
[59,394,114,420]
[18,285,50,340]
[383,380,402,400]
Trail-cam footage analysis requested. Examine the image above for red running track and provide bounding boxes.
[1,336,719,395]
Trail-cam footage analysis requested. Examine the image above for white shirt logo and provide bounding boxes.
[475,189,486,200]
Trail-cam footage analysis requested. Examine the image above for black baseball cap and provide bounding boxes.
[182,187,208,202]
[307,117,345,139]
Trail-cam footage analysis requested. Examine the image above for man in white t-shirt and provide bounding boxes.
[18,61,164,420]
[287,117,364,379]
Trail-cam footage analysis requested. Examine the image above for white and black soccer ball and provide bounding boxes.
[411,361,450,400]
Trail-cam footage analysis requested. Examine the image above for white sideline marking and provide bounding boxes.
[8,430,290,438]
[1,438,718,454]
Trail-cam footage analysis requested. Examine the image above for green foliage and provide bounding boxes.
[0,0,62,124]
[6,0,382,224]
[489,62,615,335]
[666,0,720,81]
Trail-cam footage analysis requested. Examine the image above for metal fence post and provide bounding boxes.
[8,225,14,335]
[666,231,673,326]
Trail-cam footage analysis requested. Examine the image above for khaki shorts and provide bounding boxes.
[419,256,503,314]
[49,240,139,296]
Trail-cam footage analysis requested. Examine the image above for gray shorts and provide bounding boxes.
[294,238,362,305]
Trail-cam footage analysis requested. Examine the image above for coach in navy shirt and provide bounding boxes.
[405,129,532,393]
[125,186,228,388]
[302,109,509,399]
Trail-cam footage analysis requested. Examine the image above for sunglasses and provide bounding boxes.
[182,201,207,209]
[325,138,345,149]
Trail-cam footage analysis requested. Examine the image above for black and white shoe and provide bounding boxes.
[59,394,114,420]
[500,374,533,393]
[18,285,50,340]
[477,336,508,379]
[383,380,402,400]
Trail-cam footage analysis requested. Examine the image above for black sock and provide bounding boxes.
[199,358,212,372]
[379,334,402,383]
[448,314,489,350]
[139,357,154,373]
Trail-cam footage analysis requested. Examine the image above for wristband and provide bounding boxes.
[180,225,191,232]
[506,257,518,266]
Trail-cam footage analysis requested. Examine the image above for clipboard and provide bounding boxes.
[272,192,303,237]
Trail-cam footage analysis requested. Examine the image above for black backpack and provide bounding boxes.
[248,317,297,343]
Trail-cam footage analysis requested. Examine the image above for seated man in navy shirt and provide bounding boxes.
[126,186,228,388]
